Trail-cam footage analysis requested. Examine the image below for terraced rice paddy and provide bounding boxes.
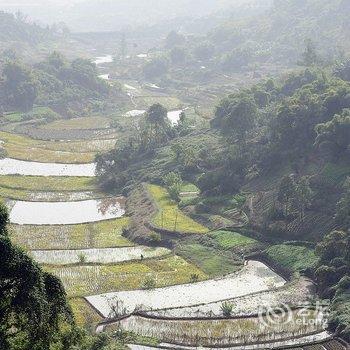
[145,277,315,318]
[31,246,170,265]
[125,110,146,117]
[127,331,333,350]
[0,175,96,191]
[9,217,132,250]
[40,116,111,130]
[94,55,113,65]
[114,310,325,347]
[0,130,115,163]
[1,57,324,347]
[46,255,206,297]
[0,158,96,176]
[86,261,286,317]
[147,184,208,234]
[10,197,125,225]
[0,175,101,201]
[134,96,181,110]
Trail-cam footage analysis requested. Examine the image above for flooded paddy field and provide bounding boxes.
[9,197,125,225]
[86,261,286,317]
[0,158,96,176]
[31,246,171,265]
[145,277,315,318]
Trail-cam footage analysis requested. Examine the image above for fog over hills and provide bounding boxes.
[0,0,272,32]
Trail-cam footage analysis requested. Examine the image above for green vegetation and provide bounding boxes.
[41,116,111,130]
[209,230,257,250]
[148,184,208,234]
[0,52,110,115]
[45,255,207,297]
[175,242,241,277]
[0,131,100,163]
[314,230,350,340]
[3,106,59,122]
[265,244,318,273]
[10,217,132,250]
[0,202,83,350]
[0,175,100,200]
[0,175,95,192]
[2,2,350,346]
[70,298,103,328]
[180,182,200,193]
[321,162,350,185]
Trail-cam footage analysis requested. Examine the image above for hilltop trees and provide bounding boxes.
[213,92,257,143]
[300,39,320,67]
[0,51,110,116]
[2,62,37,111]
[165,31,186,49]
[143,103,172,150]
[315,110,350,160]
[96,103,175,190]
[143,57,169,79]
[335,177,350,229]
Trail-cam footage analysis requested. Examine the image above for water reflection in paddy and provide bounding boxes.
[94,55,113,65]
[123,110,183,125]
[167,110,182,125]
[10,197,125,225]
[0,158,96,177]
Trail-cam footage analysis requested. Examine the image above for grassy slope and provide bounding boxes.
[175,242,242,277]
[265,244,318,273]
[147,184,208,234]
[209,230,258,250]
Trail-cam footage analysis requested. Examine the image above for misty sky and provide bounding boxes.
[0,0,263,33]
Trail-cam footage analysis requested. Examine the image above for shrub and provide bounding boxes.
[190,274,199,283]
[221,301,234,317]
[149,232,162,243]
[78,253,87,264]
[142,276,156,290]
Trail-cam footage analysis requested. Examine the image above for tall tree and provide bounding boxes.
[3,62,37,112]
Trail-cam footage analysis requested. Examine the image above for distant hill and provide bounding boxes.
[0,11,54,45]
[208,0,350,67]
[7,0,263,33]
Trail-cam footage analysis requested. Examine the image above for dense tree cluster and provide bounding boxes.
[96,103,190,190]
[0,52,110,114]
[148,0,350,77]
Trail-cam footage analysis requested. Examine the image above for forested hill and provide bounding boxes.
[207,0,350,69]
[0,11,58,45]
